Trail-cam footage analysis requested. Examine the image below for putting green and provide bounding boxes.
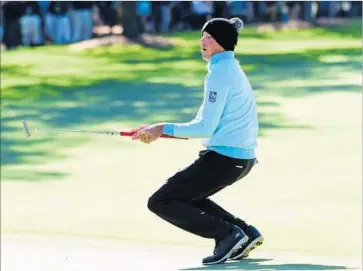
[1,20,362,263]
[2,234,361,271]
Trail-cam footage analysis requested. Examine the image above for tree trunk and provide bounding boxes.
[119,1,143,39]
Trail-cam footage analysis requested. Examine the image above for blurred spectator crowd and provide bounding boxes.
[0,1,361,50]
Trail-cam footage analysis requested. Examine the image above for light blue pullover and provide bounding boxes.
[163,51,258,159]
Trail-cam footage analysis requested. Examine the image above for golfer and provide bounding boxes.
[132,17,263,265]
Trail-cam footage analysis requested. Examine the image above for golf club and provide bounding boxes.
[22,120,187,140]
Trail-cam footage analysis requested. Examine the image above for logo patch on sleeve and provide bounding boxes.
[208,91,217,103]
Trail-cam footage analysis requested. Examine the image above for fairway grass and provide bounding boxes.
[1,20,362,259]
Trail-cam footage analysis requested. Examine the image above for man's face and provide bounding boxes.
[201,31,224,61]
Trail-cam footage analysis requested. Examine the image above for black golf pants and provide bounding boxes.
[147,150,256,240]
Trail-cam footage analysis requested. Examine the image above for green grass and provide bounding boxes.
[1,20,362,258]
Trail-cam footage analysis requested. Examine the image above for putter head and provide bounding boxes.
[22,120,31,138]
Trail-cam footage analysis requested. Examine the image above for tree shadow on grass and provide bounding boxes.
[1,79,309,182]
[318,19,362,39]
[2,46,360,101]
[180,258,354,270]
[79,46,361,98]
[86,44,361,71]
[3,34,360,182]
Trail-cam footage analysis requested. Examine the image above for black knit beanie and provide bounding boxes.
[201,17,244,51]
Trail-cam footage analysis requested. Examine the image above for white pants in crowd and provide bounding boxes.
[71,9,93,42]
[20,15,43,46]
[46,14,71,44]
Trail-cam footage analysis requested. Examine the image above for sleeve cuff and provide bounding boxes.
[162,124,174,136]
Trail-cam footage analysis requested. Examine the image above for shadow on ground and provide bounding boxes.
[1,79,308,181]
[180,258,352,270]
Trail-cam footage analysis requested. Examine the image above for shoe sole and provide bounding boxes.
[203,235,249,265]
[230,236,264,260]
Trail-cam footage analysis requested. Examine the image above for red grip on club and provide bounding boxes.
[120,131,188,140]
